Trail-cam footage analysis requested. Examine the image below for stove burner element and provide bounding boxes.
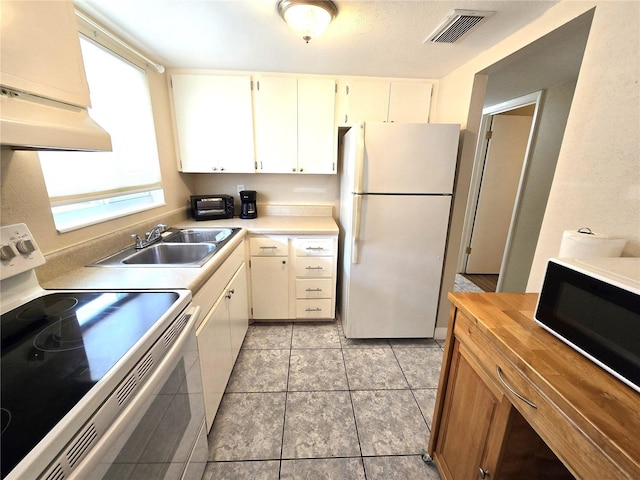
[33,316,85,352]
[17,296,78,322]
[1,409,10,436]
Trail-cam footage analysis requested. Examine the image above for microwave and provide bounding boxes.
[535,257,640,393]
[190,194,234,220]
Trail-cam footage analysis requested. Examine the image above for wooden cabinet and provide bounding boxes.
[169,73,255,173]
[254,75,336,174]
[249,234,337,320]
[337,79,432,125]
[429,293,640,480]
[193,242,249,431]
[249,236,290,319]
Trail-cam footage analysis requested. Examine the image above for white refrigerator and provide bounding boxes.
[339,122,460,338]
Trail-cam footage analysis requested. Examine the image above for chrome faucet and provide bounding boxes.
[131,224,167,249]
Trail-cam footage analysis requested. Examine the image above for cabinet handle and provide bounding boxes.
[305,308,322,312]
[496,366,537,409]
[225,289,235,299]
[306,266,323,270]
[260,246,278,250]
[306,247,325,251]
[478,468,490,479]
[306,288,322,292]
[282,260,286,264]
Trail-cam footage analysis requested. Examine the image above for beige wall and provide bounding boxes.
[432,1,639,331]
[0,68,195,272]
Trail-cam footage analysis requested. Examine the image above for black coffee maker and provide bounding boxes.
[239,190,257,219]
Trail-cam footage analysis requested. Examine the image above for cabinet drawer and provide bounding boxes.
[250,236,288,256]
[296,299,333,318]
[295,256,333,277]
[296,278,332,299]
[293,238,334,256]
[453,310,627,480]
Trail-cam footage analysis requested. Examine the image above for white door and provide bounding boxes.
[343,194,451,338]
[466,114,533,274]
[362,123,459,194]
[251,256,289,319]
[228,263,249,362]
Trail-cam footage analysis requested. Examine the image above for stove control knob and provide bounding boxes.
[0,244,16,261]
[15,239,36,254]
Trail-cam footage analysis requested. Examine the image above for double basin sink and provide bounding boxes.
[91,227,240,267]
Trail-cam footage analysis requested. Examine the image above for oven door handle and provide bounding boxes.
[64,305,201,480]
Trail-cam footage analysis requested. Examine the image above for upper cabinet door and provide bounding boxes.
[170,74,255,173]
[298,78,336,174]
[0,0,90,107]
[388,82,432,123]
[254,75,298,173]
[339,79,390,125]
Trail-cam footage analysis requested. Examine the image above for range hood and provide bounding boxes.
[0,87,112,152]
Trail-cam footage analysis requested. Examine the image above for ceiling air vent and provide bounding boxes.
[425,9,495,44]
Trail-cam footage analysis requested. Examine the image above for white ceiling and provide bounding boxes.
[75,0,559,79]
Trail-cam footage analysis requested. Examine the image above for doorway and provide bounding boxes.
[459,92,541,290]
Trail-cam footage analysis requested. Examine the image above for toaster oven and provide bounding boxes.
[190,194,234,220]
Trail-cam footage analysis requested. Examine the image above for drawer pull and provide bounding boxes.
[306,266,323,270]
[306,307,322,312]
[260,246,278,250]
[306,247,326,251]
[496,366,537,409]
[306,288,323,292]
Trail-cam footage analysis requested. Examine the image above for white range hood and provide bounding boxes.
[0,0,112,152]
[0,88,112,152]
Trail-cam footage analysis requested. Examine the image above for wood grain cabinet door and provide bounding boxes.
[434,340,510,480]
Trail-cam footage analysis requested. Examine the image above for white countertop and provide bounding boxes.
[41,214,339,293]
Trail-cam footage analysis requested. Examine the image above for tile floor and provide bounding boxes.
[202,321,444,480]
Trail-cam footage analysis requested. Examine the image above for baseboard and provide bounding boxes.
[434,327,448,340]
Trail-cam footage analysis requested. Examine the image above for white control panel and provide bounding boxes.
[0,223,46,280]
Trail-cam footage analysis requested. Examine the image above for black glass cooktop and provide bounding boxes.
[0,291,180,479]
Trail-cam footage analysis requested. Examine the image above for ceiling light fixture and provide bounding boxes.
[277,0,337,43]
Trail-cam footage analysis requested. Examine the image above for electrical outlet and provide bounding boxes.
[237,184,244,195]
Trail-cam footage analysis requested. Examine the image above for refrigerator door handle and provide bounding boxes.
[353,124,365,194]
[351,194,362,264]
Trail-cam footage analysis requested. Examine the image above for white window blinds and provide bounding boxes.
[40,36,162,206]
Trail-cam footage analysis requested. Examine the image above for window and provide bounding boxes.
[39,35,164,232]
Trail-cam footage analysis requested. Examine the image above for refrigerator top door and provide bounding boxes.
[362,122,460,194]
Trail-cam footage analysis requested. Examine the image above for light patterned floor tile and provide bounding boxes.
[412,389,438,430]
[394,348,443,389]
[292,322,341,348]
[280,457,366,479]
[208,392,285,461]
[363,455,441,480]
[282,391,360,459]
[288,348,348,391]
[226,349,290,392]
[242,323,292,349]
[342,348,408,389]
[202,460,280,480]
[351,390,429,456]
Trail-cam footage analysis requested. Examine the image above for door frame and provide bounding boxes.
[457,91,543,289]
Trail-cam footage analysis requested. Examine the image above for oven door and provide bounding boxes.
[44,305,207,480]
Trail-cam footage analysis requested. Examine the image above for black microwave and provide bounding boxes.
[535,257,640,393]
[190,194,234,220]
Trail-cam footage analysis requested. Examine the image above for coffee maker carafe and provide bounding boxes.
[239,190,257,219]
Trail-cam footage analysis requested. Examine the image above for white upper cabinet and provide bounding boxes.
[254,75,336,174]
[253,76,298,173]
[0,0,90,108]
[388,81,433,123]
[298,77,338,174]
[338,79,432,125]
[169,73,255,173]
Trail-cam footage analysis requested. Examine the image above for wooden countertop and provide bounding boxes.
[447,292,640,479]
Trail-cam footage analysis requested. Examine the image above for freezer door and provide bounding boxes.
[362,122,459,194]
[343,194,451,338]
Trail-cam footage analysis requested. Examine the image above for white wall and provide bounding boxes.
[527,2,640,289]
[432,1,639,330]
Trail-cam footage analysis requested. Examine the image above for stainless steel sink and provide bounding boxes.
[162,228,235,244]
[122,243,216,265]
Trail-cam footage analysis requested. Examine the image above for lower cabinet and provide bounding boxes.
[194,242,249,432]
[249,234,337,320]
